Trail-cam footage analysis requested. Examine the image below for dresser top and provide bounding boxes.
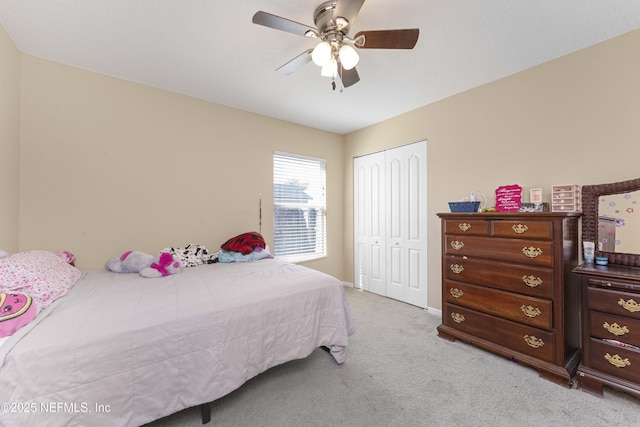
[437,212,582,219]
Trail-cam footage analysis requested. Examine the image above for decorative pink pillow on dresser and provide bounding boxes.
[0,250,81,312]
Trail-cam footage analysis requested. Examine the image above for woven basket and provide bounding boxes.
[448,201,480,213]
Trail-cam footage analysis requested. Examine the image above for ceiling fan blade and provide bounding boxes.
[276,49,313,75]
[333,0,366,32]
[339,65,360,88]
[252,11,317,37]
[354,29,419,49]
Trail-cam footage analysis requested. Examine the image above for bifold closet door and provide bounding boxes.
[353,141,427,308]
[354,151,386,296]
[384,141,427,308]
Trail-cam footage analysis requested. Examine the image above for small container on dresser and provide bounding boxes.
[551,184,581,212]
[436,212,582,387]
[573,264,640,399]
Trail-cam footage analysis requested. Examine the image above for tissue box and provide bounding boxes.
[448,201,480,213]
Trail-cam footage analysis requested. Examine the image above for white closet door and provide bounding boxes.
[354,151,386,295]
[385,141,427,308]
[353,141,427,308]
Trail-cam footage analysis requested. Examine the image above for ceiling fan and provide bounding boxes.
[252,0,419,90]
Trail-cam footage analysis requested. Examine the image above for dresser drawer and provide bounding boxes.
[444,219,490,236]
[590,311,640,347]
[589,338,640,384]
[586,277,640,293]
[588,287,640,321]
[492,220,553,240]
[444,303,555,363]
[444,255,554,298]
[444,235,553,266]
[445,281,553,330]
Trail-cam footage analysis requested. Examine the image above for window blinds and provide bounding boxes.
[273,152,327,262]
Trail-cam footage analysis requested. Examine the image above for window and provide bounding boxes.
[273,152,327,262]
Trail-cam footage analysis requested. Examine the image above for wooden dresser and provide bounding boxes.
[436,212,581,387]
[573,264,640,398]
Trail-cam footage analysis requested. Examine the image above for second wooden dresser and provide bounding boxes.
[436,212,581,387]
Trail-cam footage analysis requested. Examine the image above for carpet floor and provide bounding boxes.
[146,287,639,427]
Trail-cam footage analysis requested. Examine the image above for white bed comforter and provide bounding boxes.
[0,259,353,426]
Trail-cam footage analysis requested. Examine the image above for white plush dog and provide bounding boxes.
[105,250,182,278]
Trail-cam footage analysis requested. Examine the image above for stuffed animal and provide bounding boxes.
[140,252,183,278]
[105,250,182,278]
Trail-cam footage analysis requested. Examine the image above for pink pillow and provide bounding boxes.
[0,293,37,338]
[0,250,81,311]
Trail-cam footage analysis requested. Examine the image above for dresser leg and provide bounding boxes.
[436,325,456,341]
[577,372,605,397]
[538,370,574,389]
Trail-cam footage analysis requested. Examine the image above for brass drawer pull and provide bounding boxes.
[450,240,465,251]
[512,224,528,234]
[522,247,543,258]
[523,335,544,348]
[522,275,543,288]
[603,322,630,336]
[605,353,631,368]
[521,305,542,318]
[458,223,471,232]
[451,312,465,323]
[450,288,464,298]
[450,264,464,274]
[618,298,640,313]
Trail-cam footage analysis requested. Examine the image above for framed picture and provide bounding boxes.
[530,188,542,203]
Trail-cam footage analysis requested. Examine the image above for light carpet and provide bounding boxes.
[146,287,638,427]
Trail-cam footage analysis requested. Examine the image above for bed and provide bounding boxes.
[0,255,354,426]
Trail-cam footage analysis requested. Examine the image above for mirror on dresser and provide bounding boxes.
[581,177,640,267]
[574,176,640,400]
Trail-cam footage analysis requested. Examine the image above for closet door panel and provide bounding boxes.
[354,141,427,308]
[353,152,386,296]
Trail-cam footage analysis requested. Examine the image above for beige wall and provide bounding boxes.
[344,29,640,311]
[18,56,345,277]
[0,24,20,253]
[8,24,640,308]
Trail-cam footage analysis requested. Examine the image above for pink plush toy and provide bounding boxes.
[105,250,182,278]
[140,252,182,278]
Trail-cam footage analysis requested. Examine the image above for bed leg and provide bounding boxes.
[200,402,211,424]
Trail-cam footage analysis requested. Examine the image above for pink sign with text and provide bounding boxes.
[495,184,522,212]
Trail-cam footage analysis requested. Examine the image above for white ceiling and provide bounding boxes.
[1,1,640,135]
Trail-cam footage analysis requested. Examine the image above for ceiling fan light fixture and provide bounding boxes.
[320,57,338,78]
[338,43,359,70]
[311,41,332,66]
